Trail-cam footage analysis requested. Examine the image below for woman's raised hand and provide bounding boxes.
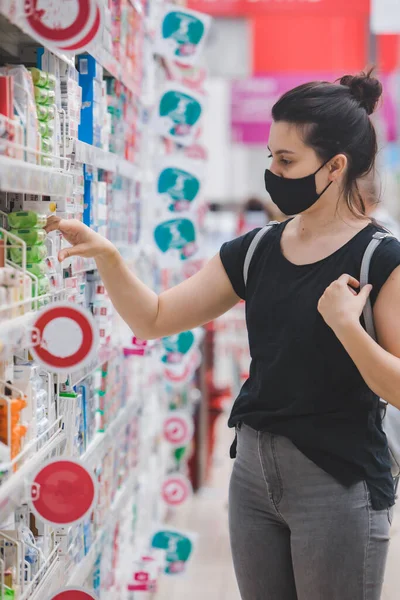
[46,216,116,263]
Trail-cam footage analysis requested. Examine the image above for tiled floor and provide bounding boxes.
[156,414,241,600]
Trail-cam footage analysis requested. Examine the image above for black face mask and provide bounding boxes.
[264,160,332,216]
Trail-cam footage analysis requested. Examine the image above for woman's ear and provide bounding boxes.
[328,154,348,180]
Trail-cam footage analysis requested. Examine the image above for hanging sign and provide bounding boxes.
[151,528,197,575]
[155,158,203,214]
[153,217,201,265]
[29,303,98,373]
[152,84,204,147]
[163,412,194,447]
[20,0,102,54]
[155,4,212,66]
[161,474,192,507]
[48,589,96,600]
[30,458,97,526]
[161,330,196,363]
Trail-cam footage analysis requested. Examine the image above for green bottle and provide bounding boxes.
[10,229,46,245]
[34,276,50,297]
[36,104,55,122]
[8,211,47,229]
[27,262,47,278]
[9,244,48,265]
[29,67,48,88]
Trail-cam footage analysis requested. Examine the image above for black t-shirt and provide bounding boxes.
[220,219,400,510]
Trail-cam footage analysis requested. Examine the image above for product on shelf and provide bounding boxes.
[0,65,38,163]
[0,0,211,595]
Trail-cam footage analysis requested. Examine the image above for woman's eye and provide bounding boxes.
[280,158,291,166]
[268,153,273,159]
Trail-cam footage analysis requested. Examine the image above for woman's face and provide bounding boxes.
[268,121,331,195]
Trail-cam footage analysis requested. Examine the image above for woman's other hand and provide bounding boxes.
[46,216,116,263]
[318,274,372,333]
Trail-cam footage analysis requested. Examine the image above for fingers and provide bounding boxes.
[337,273,360,288]
[58,243,89,262]
[45,215,64,233]
[358,284,373,303]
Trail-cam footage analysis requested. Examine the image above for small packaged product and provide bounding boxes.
[7,211,47,229]
[10,228,46,245]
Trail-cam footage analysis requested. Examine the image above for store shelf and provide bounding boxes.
[82,401,136,469]
[20,549,63,600]
[0,11,75,67]
[0,155,73,196]
[0,429,67,522]
[74,140,138,180]
[0,311,35,349]
[68,472,135,587]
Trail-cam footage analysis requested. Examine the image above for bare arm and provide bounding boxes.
[96,250,240,339]
[318,268,400,409]
[46,218,240,340]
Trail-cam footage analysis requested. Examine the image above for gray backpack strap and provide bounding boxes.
[360,232,393,341]
[243,222,279,287]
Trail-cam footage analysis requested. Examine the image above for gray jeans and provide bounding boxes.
[229,423,392,600]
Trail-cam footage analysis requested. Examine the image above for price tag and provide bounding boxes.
[161,474,192,507]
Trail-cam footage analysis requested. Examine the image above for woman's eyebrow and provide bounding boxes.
[267,146,296,155]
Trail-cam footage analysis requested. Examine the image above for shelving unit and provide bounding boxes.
[0,0,211,598]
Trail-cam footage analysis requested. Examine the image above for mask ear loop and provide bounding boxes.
[314,157,335,199]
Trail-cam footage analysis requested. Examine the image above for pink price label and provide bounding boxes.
[182,242,197,258]
[174,200,191,212]
[166,352,182,364]
[174,124,191,136]
[179,43,196,56]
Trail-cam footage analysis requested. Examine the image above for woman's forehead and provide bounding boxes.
[268,121,308,153]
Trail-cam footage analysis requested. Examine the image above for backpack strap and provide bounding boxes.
[360,231,394,341]
[243,221,279,288]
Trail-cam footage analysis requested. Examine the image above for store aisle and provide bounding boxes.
[156,414,241,600]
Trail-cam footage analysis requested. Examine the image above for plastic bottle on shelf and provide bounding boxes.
[0,396,28,460]
[34,275,50,297]
[8,243,48,265]
[9,229,46,245]
[34,86,55,106]
[29,67,48,88]
[7,211,47,229]
[27,262,47,278]
[36,103,55,122]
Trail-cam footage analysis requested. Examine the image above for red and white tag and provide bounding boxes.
[30,458,97,526]
[163,412,193,447]
[161,474,192,507]
[29,303,98,373]
[21,0,102,54]
[48,588,96,600]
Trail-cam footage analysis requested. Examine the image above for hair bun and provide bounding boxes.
[340,70,382,115]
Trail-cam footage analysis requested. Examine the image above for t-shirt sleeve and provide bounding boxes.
[369,237,400,305]
[219,229,261,300]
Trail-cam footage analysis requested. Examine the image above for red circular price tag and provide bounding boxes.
[163,413,193,447]
[60,5,101,50]
[30,459,97,526]
[30,303,98,373]
[48,588,96,600]
[161,475,192,507]
[21,0,101,53]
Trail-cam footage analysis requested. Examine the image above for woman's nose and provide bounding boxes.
[269,161,283,177]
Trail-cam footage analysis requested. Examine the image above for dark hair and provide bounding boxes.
[271,69,383,217]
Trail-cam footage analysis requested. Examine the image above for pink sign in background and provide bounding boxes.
[231,73,398,145]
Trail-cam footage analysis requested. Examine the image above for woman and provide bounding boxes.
[47,71,400,600]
